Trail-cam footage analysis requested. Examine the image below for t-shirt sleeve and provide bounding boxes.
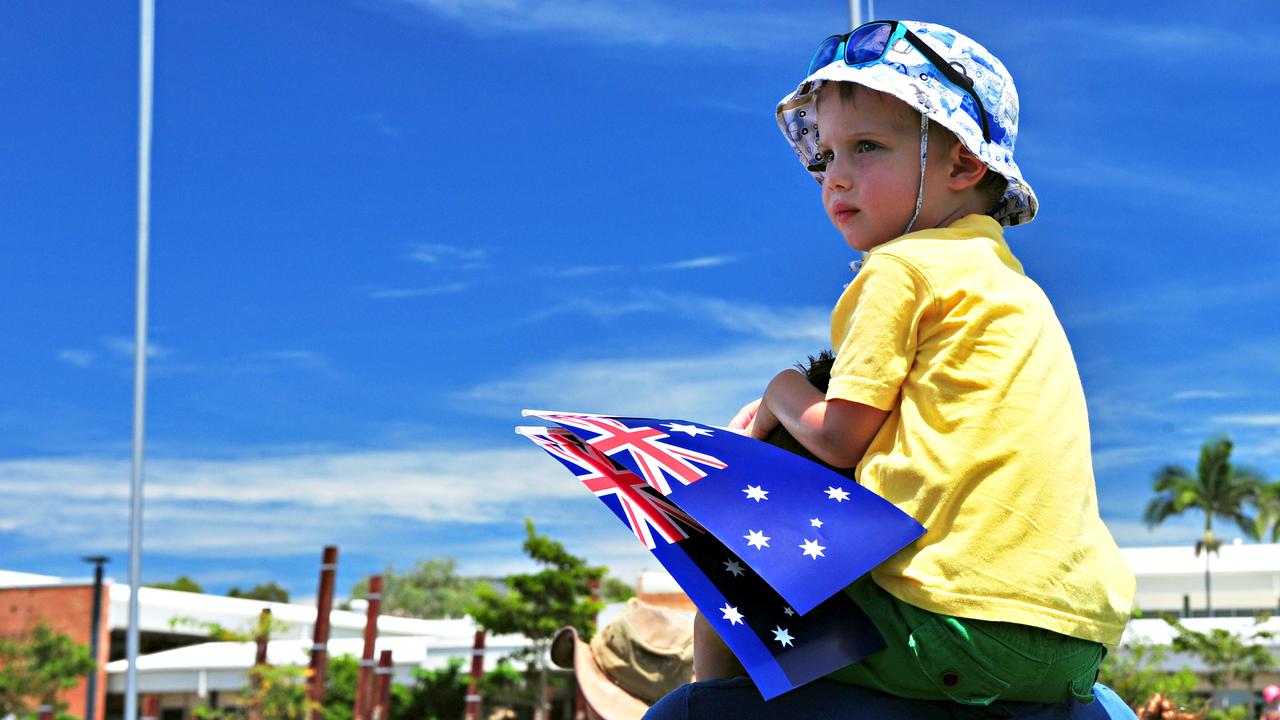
[827,252,934,411]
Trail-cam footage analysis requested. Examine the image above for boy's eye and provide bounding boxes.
[820,149,836,164]
[854,141,880,153]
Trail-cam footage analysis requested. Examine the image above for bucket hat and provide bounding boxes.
[550,598,694,720]
[776,20,1037,227]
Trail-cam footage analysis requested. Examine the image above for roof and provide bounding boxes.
[1121,543,1280,575]
[0,569,89,589]
[106,583,469,638]
[103,628,533,693]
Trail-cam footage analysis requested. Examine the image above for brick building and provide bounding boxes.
[0,571,110,720]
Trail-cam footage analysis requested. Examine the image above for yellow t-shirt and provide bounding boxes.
[827,214,1135,646]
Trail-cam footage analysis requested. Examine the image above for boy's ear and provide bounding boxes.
[946,142,988,192]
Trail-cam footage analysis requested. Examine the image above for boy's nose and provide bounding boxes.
[825,162,853,191]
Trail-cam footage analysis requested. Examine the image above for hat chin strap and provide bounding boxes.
[903,113,928,235]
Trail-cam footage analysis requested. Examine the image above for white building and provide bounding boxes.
[0,569,532,719]
[7,542,1280,717]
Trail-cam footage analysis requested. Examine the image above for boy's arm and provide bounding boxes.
[749,369,888,469]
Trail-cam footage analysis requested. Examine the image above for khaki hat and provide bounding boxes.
[551,598,694,720]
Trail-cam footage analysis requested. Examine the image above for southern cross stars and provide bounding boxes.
[744,529,771,549]
[662,422,712,437]
[723,559,744,576]
[809,517,823,528]
[743,484,769,502]
[772,626,794,647]
[720,603,744,626]
[825,485,851,502]
[800,538,827,559]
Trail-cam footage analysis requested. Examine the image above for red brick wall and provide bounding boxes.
[0,584,109,720]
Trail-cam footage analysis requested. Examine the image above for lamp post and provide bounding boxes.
[125,1,156,718]
[81,556,109,720]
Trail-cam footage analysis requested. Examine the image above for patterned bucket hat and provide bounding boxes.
[776,21,1037,227]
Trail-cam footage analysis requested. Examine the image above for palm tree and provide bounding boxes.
[1244,481,1280,543]
[1144,435,1266,616]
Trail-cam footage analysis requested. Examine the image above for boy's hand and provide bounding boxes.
[728,398,761,431]
[748,401,780,439]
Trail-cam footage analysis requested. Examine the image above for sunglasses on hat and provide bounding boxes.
[808,21,992,143]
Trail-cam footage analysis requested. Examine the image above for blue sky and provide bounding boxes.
[2,0,1278,602]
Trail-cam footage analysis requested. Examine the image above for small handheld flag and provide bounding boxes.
[518,411,925,699]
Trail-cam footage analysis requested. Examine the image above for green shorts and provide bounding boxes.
[826,577,1105,707]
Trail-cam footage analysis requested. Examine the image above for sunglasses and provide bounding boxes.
[807,21,992,143]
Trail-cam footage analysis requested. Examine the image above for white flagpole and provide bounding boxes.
[849,0,862,29]
[124,0,155,718]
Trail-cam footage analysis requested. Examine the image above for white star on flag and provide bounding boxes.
[809,517,823,528]
[744,529,771,549]
[800,539,827,559]
[743,484,769,502]
[723,559,744,576]
[783,606,795,617]
[772,626,794,647]
[720,603,744,626]
[663,422,712,437]
[825,485,851,502]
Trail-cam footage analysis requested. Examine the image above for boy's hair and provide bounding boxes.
[763,350,857,478]
[824,82,1009,215]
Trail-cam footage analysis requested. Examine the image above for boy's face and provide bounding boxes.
[816,84,940,252]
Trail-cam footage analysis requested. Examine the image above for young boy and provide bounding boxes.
[704,21,1136,707]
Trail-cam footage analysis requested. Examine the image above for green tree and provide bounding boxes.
[1244,481,1280,543]
[1144,436,1265,614]
[1099,636,1198,709]
[600,576,634,603]
[1165,614,1276,716]
[149,574,204,593]
[396,657,468,720]
[391,657,536,720]
[195,664,315,720]
[468,518,606,719]
[0,623,96,718]
[176,612,315,720]
[228,582,290,603]
[319,655,359,720]
[351,558,487,619]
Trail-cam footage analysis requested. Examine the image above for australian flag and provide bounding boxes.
[517,410,926,699]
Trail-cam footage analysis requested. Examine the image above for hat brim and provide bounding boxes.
[550,626,650,720]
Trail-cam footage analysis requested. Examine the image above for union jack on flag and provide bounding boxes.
[518,410,927,699]
[517,426,702,549]
[526,411,727,494]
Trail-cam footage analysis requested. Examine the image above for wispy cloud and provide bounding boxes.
[1060,277,1279,329]
[1092,444,1172,473]
[527,292,827,343]
[543,264,622,279]
[651,292,826,342]
[57,350,96,368]
[104,336,171,360]
[385,0,814,53]
[458,338,821,423]
[542,255,741,278]
[653,255,739,271]
[0,445,587,557]
[1172,390,1240,401]
[56,338,173,369]
[358,111,401,138]
[368,283,470,300]
[235,350,332,372]
[1210,414,1280,427]
[408,243,488,268]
